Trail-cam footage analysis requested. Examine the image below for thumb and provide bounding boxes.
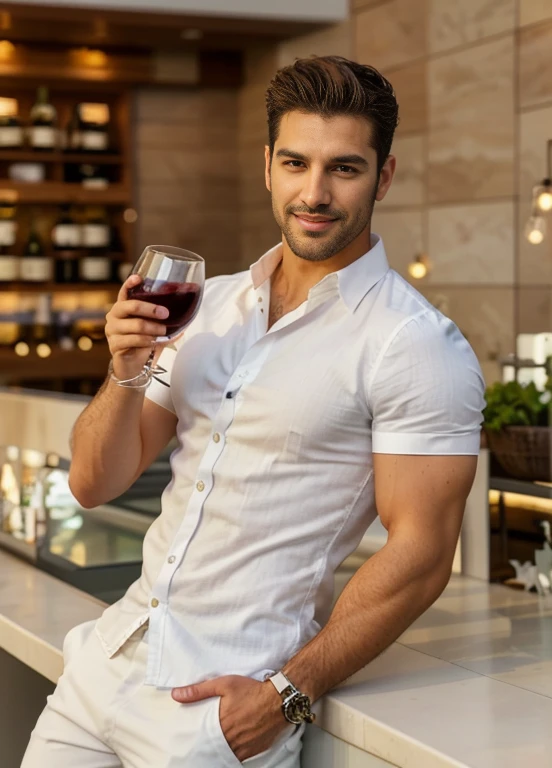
[171,676,229,703]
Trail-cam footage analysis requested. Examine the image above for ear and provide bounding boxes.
[375,155,396,202]
[265,145,271,192]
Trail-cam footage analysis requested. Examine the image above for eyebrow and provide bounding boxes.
[275,148,369,167]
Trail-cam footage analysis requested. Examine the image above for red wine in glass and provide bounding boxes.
[128,279,202,340]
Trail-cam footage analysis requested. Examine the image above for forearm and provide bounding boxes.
[283,533,452,703]
[69,376,146,507]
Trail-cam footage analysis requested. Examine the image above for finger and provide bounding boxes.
[171,676,236,703]
[109,335,156,354]
[117,273,142,303]
[112,299,169,321]
[110,318,167,338]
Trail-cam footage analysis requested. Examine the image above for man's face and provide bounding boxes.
[265,111,394,263]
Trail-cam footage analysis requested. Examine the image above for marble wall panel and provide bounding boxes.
[518,105,552,285]
[428,0,515,55]
[519,0,552,26]
[519,20,552,110]
[428,35,515,203]
[352,0,391,10]
[386,60,428,135]
[418,286,515,384]
[518,288,552,333]
[277,20,352,66]
[355,0,427,71]
[427,201,515,285]
[371,209,423,278]
[381,135,425,207]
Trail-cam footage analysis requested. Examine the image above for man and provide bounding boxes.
[23,56,484,767]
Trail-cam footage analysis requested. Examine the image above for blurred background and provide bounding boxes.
[0,0,550,393]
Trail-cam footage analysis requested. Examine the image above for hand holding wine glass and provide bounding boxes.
[105,245,204,387]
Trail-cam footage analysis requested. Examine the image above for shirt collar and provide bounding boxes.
[249,233,389,313]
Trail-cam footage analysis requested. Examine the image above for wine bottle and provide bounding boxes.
[29,86,57,152]
[52,205,80,284]
[78,103,110,153]
[0,97,24,149]
[33,293,53,359]
[0,192,18,282]
[80,206,111,282]
[20,217,53,283]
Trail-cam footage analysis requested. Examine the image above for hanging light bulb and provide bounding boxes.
[536,180,552,212]
[408,253,430,280]
[525,214,547,245]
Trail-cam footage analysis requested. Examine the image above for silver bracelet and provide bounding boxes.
[107,359,152,390]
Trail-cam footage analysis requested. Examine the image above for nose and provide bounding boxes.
[300,167,331,210]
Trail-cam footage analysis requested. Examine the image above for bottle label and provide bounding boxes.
[0,256,18,280]
[20,257,53,282]
[53,223,81,248]
[81,131,108,151]
[82,223,110,248]
[30,126,56,149]
[80,257,110,282]
[0,220,16,246]
[0,126,24,147]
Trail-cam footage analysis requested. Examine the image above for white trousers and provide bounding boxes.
[21,620,304,768]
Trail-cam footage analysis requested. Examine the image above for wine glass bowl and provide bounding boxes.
[125,245,204,382]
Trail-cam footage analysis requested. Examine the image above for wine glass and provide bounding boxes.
[127,245,204,380]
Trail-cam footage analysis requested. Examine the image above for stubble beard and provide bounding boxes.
[272,192,377,263]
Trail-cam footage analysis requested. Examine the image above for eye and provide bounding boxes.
[284,160,305,168]
[334,165,357,174]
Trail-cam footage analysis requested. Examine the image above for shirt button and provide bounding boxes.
[213,433,221,443]
[151,598,159,608]
[168,555,176,564]
[196,480,205,492]
[258,296,262,303]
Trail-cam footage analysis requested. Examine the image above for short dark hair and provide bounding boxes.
[266,55,399,175]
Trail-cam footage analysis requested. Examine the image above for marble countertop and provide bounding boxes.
[1,549,552,767]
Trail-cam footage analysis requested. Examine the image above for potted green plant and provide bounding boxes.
[483,374,552,481]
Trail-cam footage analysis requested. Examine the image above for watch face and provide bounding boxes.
[285,694,313,725]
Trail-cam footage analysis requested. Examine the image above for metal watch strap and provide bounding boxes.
[267,671,316,725]
[269,671,293,695]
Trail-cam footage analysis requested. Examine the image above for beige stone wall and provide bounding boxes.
[237,2,552,384]
[353,0,552,384]
[135,88,240,279]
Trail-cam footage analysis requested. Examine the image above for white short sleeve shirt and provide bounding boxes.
[95,234,485,688]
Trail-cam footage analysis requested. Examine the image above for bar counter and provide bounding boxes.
[2,547,551,768]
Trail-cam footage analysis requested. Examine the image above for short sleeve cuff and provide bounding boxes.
[372,430,481,456]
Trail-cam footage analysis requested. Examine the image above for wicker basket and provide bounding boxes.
[485,426,552,481]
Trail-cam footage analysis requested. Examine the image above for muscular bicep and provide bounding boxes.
[133,397,178,482]
[373,453,477,563]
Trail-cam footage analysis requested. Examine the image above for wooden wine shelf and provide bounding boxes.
[1,281,120,293]
[0,151,124,164]
[0,181,131,205]
[1,343,111,380]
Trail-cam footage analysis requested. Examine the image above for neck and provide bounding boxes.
[275,228,373,302]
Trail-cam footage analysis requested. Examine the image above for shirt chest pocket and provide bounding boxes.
[282,402,370,464]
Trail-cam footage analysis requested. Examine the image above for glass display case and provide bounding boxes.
[0,443,161,603]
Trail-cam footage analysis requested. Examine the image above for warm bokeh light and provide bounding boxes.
[525,215,546,245]
[77,335,93,351]
[72,47,108,69]
[408,260,428,280]
[536,189,552,212]
[0,40,15,61]
[14,341,30,357]
[123,207,138,224]
[36,343,52,358]
[0,96,17,117]
[79,102,110,125]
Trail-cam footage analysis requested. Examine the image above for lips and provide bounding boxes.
[293,214,337,233]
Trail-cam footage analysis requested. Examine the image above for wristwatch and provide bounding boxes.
[267,671,316,725]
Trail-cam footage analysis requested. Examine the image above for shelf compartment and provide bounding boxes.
[0,151,124,164]
[0,181,131,205]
